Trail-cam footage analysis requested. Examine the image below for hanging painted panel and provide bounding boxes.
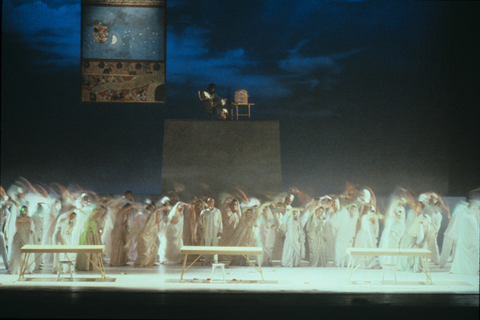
[81,0,166,103]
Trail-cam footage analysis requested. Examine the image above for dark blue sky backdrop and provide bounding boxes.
[1,0,479,196]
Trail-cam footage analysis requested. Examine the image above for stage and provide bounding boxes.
[0,259,478,319]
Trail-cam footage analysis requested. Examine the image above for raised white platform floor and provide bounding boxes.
[1,259,478,295]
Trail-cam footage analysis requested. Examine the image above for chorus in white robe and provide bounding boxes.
[258,205,278,266]
[323,208,336,262]
[306,207,327,267]
[101,204,116,259]
[398,213,431,273]
[53,211,77,273]
[8,207,35,274]
[424,205,443,264]
[281,210,305,267]
[127,209,149,262]
[75,205,107,271]
[109,203,132,267]
[42,198,61,264]
[199,198,223,264]
[31,203,45,270]
[0,207,9,269]
[450,201,479,275]
[183,201,202,246]
[353,206,379,268]
[224,207,258,266]
[0,195,16,269]
[439,201,468,267]
[219,199,241,246]
[72,195,93,246]
[378,203,406,266]
[334,205,359,267]
[165,203,185,264]
[134,205,162,267]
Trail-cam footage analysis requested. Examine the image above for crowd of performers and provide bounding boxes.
[0,178,478,276]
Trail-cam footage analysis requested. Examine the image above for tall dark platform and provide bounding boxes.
[161,120,282,196]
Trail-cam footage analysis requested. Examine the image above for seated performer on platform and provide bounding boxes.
[199,83,228,120]
[199,198,223,265]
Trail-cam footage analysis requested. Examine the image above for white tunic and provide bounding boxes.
[199,208,223,240]
[334,208,358,267]
[450,204,479,275]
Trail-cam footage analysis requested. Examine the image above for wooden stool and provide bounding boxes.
[58,260,74,281]
[382,264,397,284]
[211,263,226,284]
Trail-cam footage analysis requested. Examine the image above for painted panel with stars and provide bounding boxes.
[81,0,166,103]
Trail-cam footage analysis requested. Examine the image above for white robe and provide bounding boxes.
[425,209,442,264]
[258,209,278,266]
[378,209,405,266]
[439,202,468,267]
[450,205,479,275]
[165,217,184,263]
[53,213,77,272]
[353,212,379,268]
[334,208,358,267]
[8,218,35,274]
[281,216,305,267]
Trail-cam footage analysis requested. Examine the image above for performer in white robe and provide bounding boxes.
[353,204,379,268]
[0,202,9,270]
[127,205,149,262]
[31,203,46,270]
[72,193,93,245]
[53,211,77,273]
[42,198,61,264]
[424,205,443,264]
[323,206,337,263]
[450,190,480,275]
[258,204,278,266]
[165,202,185,264]
[281,209,305,267]
[405,202,425,236]
[334,205,359,267]
[7,206,35,274]
[219,199,241,246]
[306,206,327,267]
[439,201,468,268]
[101,201,116,259]
[398,212,431,273]
[379,201,406,266]
[134,204,162,267]
[271,194,294,261]
[199,198,223,264]
[0,189,17,270]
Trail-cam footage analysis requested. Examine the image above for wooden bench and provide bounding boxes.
[346,248,432,284]
[180,246,264,282]
[19,245,106,281]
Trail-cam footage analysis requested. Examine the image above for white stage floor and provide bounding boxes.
[1,259,478,295]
